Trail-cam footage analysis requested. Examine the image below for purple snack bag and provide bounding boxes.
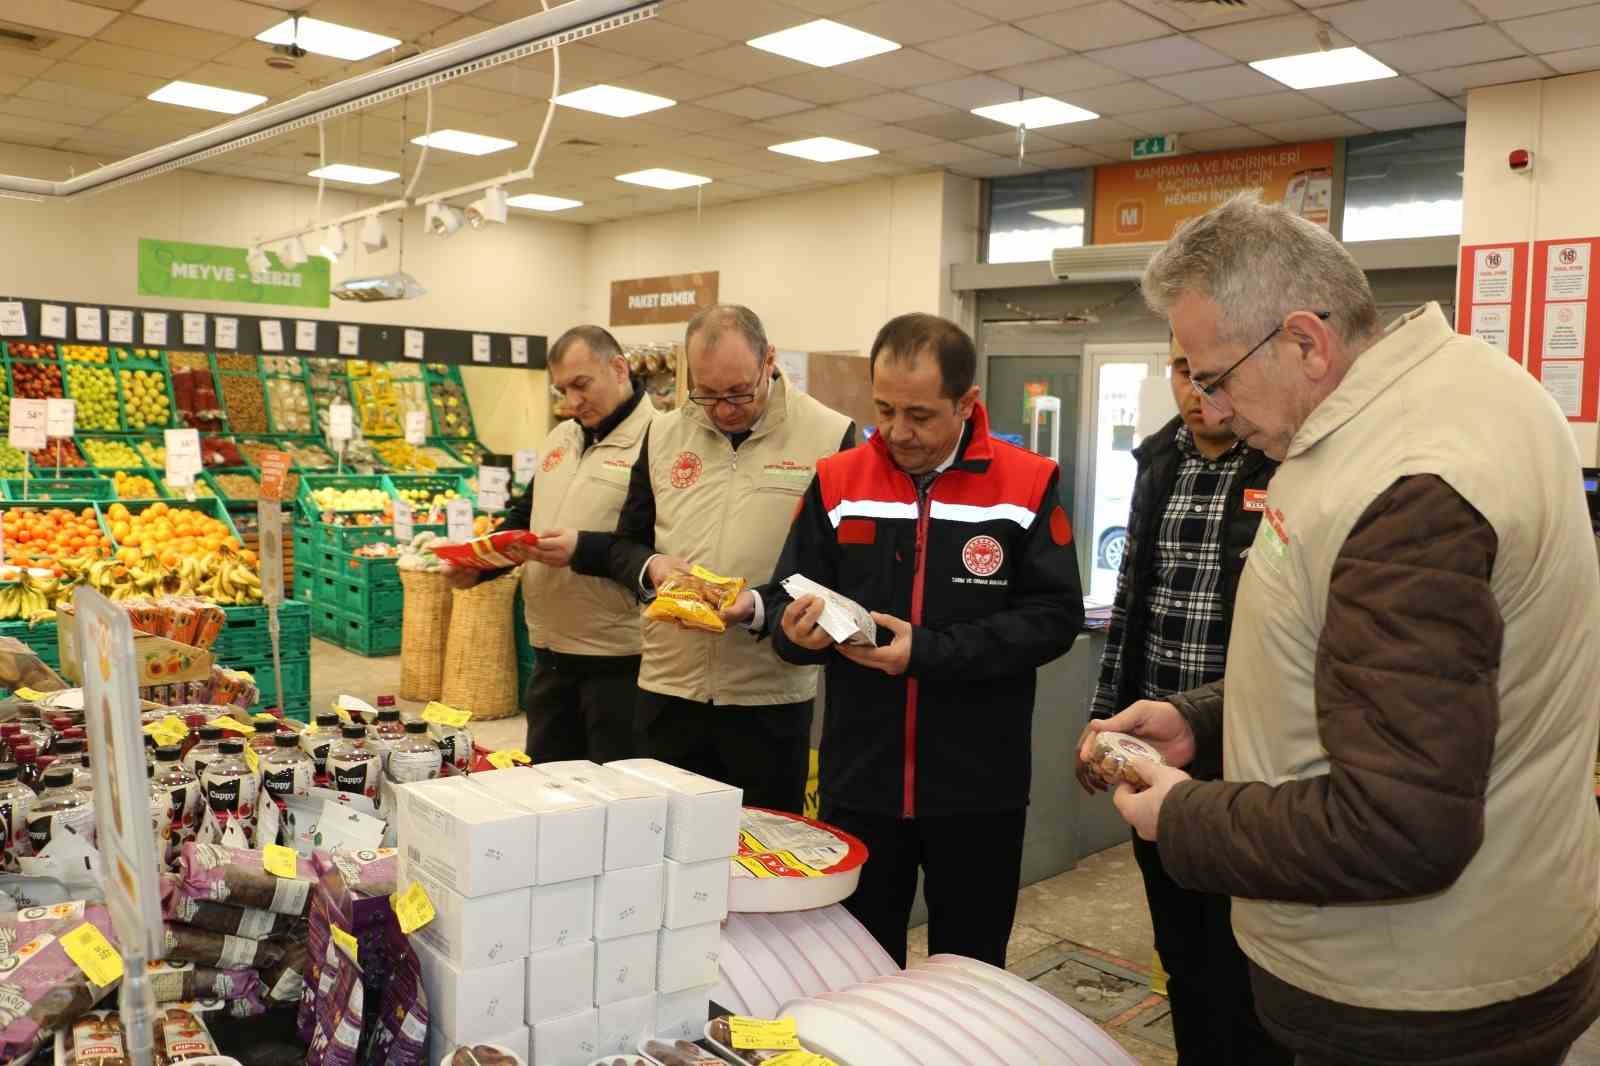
[177,841,316,914]
[0,902,121,1065]
[298,891,336,1043]
[161,921,287,969]
[307,939,364,1066]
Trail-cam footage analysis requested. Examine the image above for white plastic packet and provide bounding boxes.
[781,574,877,647]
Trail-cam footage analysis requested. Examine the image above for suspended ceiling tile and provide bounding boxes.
[784,0,867,14]
[1250,114,1373,141]
[838,0,995,46]
[6,0,121,37]
[947,0,1107,18]
[676,43,814,85]
[613,65,742,102]
[424,0,496,12]
[1206,90,1330,124]
[896,110,1003,139]
[657,0,808,41]
[1147,64,1280,102]
[948,155,1043,177]
[759,68,883,104]
[44,60,169,98]
[845,48,971,89]
[1059,80,1185,115]
[1173,126,1275,151]
[891,140,1001,165]
[1470,0,1594,16]
[701,120,797,146]
[1317,0,1483,43]
[1303,75,1440,112]
[911,73,1019,110]
[1019,146,1114,169]
[1189,14,1349,63]
[1120,0,1299,29]
[431,82,529,115]
[697,86,813,118]
[634,102,744,131]
[70,41,203,81]
[853,124,942,150]
[1045,115,1141,143]
[1501,5,1600,52]
[96,13,238,60]
[1347,99,1466,130]
[1540,43,1600,74]
[761,105,884,135]
[992,55,1125,95]
[583,18,729,62]
[1087,35,1234,78]
[835,91,954,122]
[303,0,462,42]
[962,129,1065,154]
[1415,55,1553,94]
[0,95,115,129]
[1075,138,1135,159]
[0,74,30,98]
[131,0,283,38]
[1018,2,1171,52]
[1366,25,1526,73]
[1120,104,1230,134]
[17,80,134,114]
[920,25,1064,71]
[208,39,351,83]
[0,53,64,80]
[421,16,497,49]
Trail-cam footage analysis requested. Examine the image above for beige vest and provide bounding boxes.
[523,395,657,656]
[641,371,851,705]
[1225,303,1600,1010]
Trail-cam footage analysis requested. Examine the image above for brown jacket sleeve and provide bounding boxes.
[1157,474,1503,904]
[1168,681,1225,772]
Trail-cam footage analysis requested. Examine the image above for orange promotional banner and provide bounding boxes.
[1092,141,1337,245]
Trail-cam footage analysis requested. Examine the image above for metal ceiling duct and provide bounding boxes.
[0,0,659,202]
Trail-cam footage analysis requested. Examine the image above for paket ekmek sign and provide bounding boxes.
[610,271,719,327]
[138,238,331,309]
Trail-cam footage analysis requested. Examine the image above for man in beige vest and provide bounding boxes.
[457,325,656,762]
[1089,195,1600,1065]
[557,305,854,812]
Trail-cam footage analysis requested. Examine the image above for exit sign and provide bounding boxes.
[1133,135,1180,160]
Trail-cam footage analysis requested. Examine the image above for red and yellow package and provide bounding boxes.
[190,603,226,650]
[645,565,745,633]
[428,530,538,571]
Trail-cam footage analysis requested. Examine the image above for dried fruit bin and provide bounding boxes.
[218,372,269,435]
[208,469,263,503]
[1,476,115,501]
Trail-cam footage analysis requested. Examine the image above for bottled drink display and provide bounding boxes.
[202,739,259,847]
[184,725,226,780]
[261,732,313,800]
[28,766,95,852]
[152,744,200,866]
[0,762,36,871]
[386,720,442,784]
[328,724,379,800]
[301,713,340,788]
[148,762,170,866]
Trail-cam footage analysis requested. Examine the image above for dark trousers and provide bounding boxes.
[1133,834,1291,1066]
[637,690,811,813]
[821,803,1026,970]
[523,650,644,765]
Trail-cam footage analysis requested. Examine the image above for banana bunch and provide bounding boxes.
[193,546,263,606]
[0,570,61,622]
[61,548,264,606]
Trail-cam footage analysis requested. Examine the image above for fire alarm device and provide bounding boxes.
[1510,148,1534,173]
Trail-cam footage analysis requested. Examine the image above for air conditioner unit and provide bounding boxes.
[1050,241,1166,283]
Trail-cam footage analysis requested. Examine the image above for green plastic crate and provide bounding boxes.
[2,476,114,501]
[0,618,60,670]
[234,656,311,719]
[315,523,393,556]
[297,473,388,515]
[293,525,315,560]
[212,602,311,663]
[327,606,401,657]
[292,564,316,603]
[333,573,403,617]
[97,469,167,501]
[381,474,475,511]
[312,604,341,643]
[326,550,401,586]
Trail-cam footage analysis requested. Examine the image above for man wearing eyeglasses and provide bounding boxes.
[1089,194,1600,1066]
[557,304,854,812]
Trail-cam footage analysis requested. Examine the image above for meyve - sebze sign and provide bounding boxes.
[610,271,719,326]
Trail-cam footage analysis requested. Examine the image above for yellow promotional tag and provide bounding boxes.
[421,702,472,729]
[728,1017,802,1051]
[244,746,260,775]
[392,881,436,935]
[766,1054,837,1066]
[485,749,530,770]
[252,713,281,725]
[143,716,189,748]
[60,923,124,987]
[14,687,49,701]
[210,715,255,735]
[262,844,299,879]
[331,924,359,963]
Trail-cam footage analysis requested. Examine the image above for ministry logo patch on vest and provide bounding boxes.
[669,451,703,489]
[962,535,1004,577]
[542,448,566,472]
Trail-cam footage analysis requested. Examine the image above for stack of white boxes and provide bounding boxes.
[394,759,741,1066]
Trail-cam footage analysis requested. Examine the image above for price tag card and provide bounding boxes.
[107,309,134,344]
[259,320,284,352]
[472,334,491,363]
[214,316,238,350]
[163,428,202,481]
[262,844,299,878]
[392,499,414,543]
[445,497,473,541]
[257,450,292,501]
[338,324,359,356]
[39,304,67,339]
[296,320,317,352]
[60,923,124,988]
[45,398,75,438]
[258,500,283,607]
[510,336,529,366]
[422,701,472,728]
[392,881,436,935]
[404,329,424,360]
[404,409,428,445]
[74,306,102,341]
[9,398,46,451]
[328,402,354,442]
[478,464,510,510]
[485,749,531,769]
[142,311,168,346]
[728,1017,802,1052]
[244,745,260,774]
[0,302,26,337]
[143,716,189,748]
[513,449,538,485]
[180,312,205,346]
[331,924,359,962]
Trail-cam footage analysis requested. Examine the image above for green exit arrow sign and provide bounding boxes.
[1133,134,1180,160]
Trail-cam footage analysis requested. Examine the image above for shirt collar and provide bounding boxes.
[582,382,644,448]
[1174,424,1244,463]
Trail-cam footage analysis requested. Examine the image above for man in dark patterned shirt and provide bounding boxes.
[1078,340,1284,1066]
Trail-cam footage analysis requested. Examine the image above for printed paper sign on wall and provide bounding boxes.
[138,238,330,309]
[1455,243,1530,363]
[1528,237,1600,422]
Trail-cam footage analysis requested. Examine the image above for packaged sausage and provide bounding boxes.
[146,959,265,1006]
[0,902,119,1065]
[1090,731,1166,788]
[68,1009,129,1066]
[162,921,287,970]
[446,1046,522,1065]
[167,893,301,939]
[645,566,745,633]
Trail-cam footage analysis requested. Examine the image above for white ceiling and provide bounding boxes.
[0,0,1596,224]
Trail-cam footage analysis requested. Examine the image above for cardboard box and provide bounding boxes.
[595,993,657,1058]
[605,759,743,863]
[397,854,532,971]
[593,863,664,941]
[662,857,730,930]
[531,877,595,953]
[655,985,712,1043]
[396,776,539,897]
[594,929,657,1006]
[426,1024,529,1066]
[470,768,606,884]
[525,939,595,1025]
[657,922,721,994]
[540,760,669,870]
[531,1008,598,1066]
[413,935,526,1046]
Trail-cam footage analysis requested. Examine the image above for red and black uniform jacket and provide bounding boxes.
[767,402,1084,817]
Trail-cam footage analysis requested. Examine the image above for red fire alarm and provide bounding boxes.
[1510,148,1534,173]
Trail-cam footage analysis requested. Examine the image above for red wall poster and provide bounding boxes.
[1528,238,1600,423]
[1455,243,1529,364]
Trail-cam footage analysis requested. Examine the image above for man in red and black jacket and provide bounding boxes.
[766,313,1084,967]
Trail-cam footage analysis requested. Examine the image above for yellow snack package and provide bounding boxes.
[645,565,745,633]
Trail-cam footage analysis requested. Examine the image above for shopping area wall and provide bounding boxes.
[1462,70,1600,461]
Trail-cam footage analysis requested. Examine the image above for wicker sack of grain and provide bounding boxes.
[399,568,453,701]
[439,567,521,718]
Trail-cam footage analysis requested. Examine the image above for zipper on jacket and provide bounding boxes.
[902,469,940,820]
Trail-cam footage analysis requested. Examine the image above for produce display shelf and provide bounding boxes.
[114,359,180,433]
[296,473,388,513]
[206,467,264,505]
[381,473,475,508]
[60,351,128,436]
[97,497,244,549]
[94,468,169,502]
[0,618,60,670]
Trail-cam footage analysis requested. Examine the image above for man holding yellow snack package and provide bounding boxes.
[556,304,854,813]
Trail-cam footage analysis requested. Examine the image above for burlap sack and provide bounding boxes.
[399,569,452,702]
[439,568,521,719]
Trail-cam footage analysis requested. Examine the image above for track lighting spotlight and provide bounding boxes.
[466,186,508,228]
[246,245,270,275]
[360,213,388,252]
[281,236,309,266]
[425,201,464,237]
[320,223,347,261]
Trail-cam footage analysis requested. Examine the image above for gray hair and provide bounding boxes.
[686,304,769,363]
[1142,193,1379,350]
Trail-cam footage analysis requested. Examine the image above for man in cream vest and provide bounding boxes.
[1090,195,1600,1065]
[560,305,854,812]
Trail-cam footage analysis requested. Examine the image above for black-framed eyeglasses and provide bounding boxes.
[1190,310,1332,410]
[687,370,770,408]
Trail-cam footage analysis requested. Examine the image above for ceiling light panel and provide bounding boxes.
[616,168,712,190]
[256,17,402,62]
[768,137,880,162]
[410,129,519,156]
[972,96,1099,129]
[747,20,901,69]
[555,84,677,118]
[148,81,267,115]
[507,194,585,212]
[308,164,400,185]
[1250,47,1398,91]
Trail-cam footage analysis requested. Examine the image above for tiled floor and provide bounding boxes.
[308,639,1600,1066]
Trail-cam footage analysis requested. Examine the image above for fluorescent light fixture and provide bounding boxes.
[308,164,400,185]
[616,168,711,190]
[320,224,347,261]
[1250,47,1397,90]
[972,96,1098,129]
[257,16,401,62]
[768,137,878,163]
[425,202,464,237]
[148,80,266,115]
[466,187,508,228]
[246,246,270,275]
[360,214,388,252]
[410,129,518,156]
[280,236,308,267]
[747,19,899,68]
[507,193,584,212]
[554,84,675,118]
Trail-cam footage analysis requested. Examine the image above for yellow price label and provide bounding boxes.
[331,924,359,963]
[391,881,436,935]
[485,749,530,770]
[244,746,260,775]
[421,702,472,729]
[60,923,123,987]
[209,715,255,735]
[143,716,189,748]
[728,1017,802,1051]
[262,844,299,879]
[767,1054,836,1066]
[14,687,50,701]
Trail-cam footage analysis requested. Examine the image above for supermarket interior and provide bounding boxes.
[0,0,1599,1064]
